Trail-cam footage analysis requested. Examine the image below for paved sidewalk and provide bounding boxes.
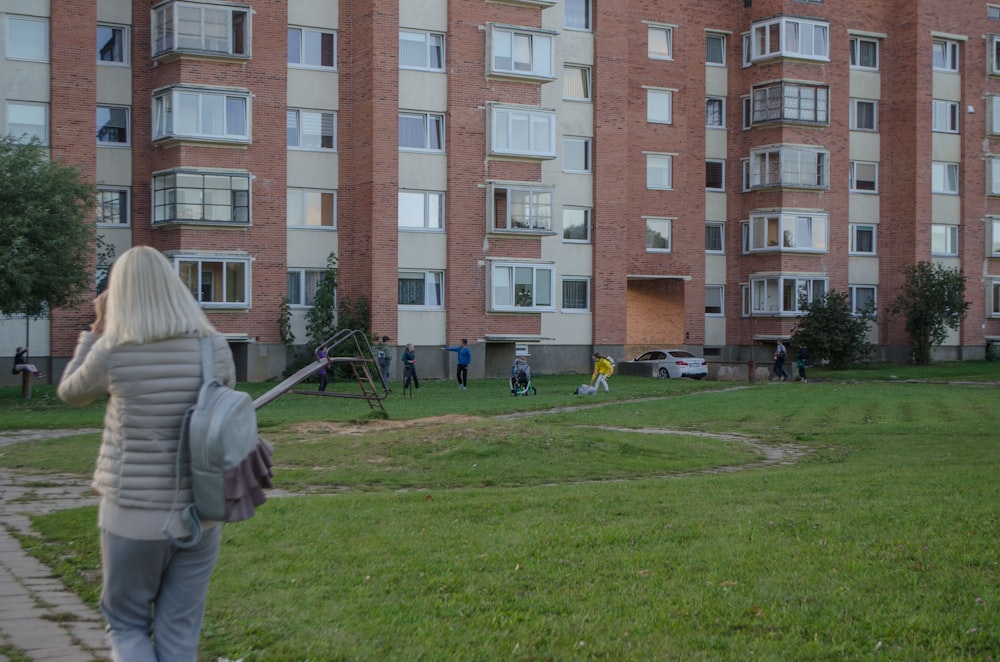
[0,429,109,661]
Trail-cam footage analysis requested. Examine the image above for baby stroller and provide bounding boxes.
[509,357,536,396]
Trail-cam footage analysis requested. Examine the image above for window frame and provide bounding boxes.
[992,219,1000,256]
[749,276,828,315]
[562,64,592,101]
[96,187,131,227]
[489,24,555,80]
[98,24,130,65]
[849,161,878,193]
[932,100,959,133]
[398,190,445,231]
[174,254,251,309]
[564,0,591,31]
[286,188,337,229]
[749,146,829,189]
[398,270,444,309]
[286,268,327,308]
[287,26,337,69]
[286,108,337,151]
[931,161,959,194]
[563,136,591,173]
[647,25,673,60]
[932,38,959,72]
[706,33,726,66]
[931,224,959,256]
[561,277,591,312]
[562,206,591,243]
[849,223,877,255]
[153,2,250,58]
[706,159,725,191]
[706,97,725,128]
[5,16,49,62]
[850,98,878,131]
[993,281,1000,317]
[399,111,445,152]
[705,285,724,316]
[490,262,556,312]
[748,213,829,253]
[490,184,554,233]
[399,29,445,71]
[989,157,1000,196]
[750,17,830,62]
[153,170,251,226]
[152,87,250,143]
[751,81,829,125]
[706,222,725,253]
[647,88,673,124]
[645,217,672,253]
[646,154,673,190]
[5,101,48,145]
[849,285,877,316]
[96,105,131,146]
[490,106,556,159]
[849,36,879,70]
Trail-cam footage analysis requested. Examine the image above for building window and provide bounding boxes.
[287,189,336,228]
[490,106,555,158]
[5,102,47,144]
[491,263,554,311]
[646,218,672,252]
[399,112,445,152]
[287,109,336,150]
[706,34,725,65]
[751,17,829,62]
[176,256,249,307]
[562,207,591,242]
[563,137,591,173]
[98,24,129,64]
[993,281,1000,316]
[706,97,725,128]
[646,154,672,190]
[6,16,48,62]
[849,286,876,316]
[932,100,959,133]
[153,2,249,57]
[849,161,878,192]
[991,6,1000,20]
[398,190,444,230]
[399,30,444,71]
[491,185,553,232]
[561,278,590,310]
[706,222,724,253]
[705,285,724,315]
[850,99,878,131]
[97,106,130,145]
[749,147,828,189]
[741,96,751,129]
[153,88,249,142]
[153,171,250,225]
[490,25,554,79]
[991,220,1000,256]
[931,162,959,194]
[563,65,591,101]
[399,271,443,308]
[706,160,725,191]
[288,27,336,69]
[752,82,829,124]
[287,269,326,307]
[991,97,1000,134]
[850,224,876,255]
[932,38,959,72]
[647,89,673,124]
[750,276,827,315]
[849,37,878,70]
[931,224,958,256]
[993,36,1000,75]
[742,33,752,67]
[565,0,591,31]
[988,158,1000,196]
[96,188,129,226]
[648,26,672,60]
[748,213,829,252]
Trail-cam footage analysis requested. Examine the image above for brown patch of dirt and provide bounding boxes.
[287,414,483,436]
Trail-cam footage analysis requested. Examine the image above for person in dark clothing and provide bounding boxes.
[315,347,328,392]
[796,343,810,383]
[13,347,45,380]
[442,339,471,390]
[401,343,419,394]
[772,340,788,382]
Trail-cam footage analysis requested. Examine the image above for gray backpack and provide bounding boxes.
[168,337,272,546]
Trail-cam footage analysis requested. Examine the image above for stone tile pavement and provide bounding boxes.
[0,429,110,661]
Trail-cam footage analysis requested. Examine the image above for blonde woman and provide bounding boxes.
[58,246,235,662]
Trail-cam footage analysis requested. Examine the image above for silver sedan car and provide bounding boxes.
[629,349,708,379]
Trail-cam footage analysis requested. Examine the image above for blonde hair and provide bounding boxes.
[102,246,216,346]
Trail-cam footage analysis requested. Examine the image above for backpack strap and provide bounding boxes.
[163,336,213,548]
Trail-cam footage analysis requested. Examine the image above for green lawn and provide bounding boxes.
[3,365,999,660]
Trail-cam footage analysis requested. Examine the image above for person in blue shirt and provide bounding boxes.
[442,338,472,390]
[315,347,329,392]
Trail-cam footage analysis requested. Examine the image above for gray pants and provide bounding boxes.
[100,525,221,662]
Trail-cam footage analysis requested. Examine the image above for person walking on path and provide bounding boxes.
[772,340,788,382]
[442,339,472,390]
[590,352,614,393]
[13,347,45,379]
[315,346,329,392]
[56,246,235,662]
[402,343,419,394]
[796,343,810,383]
[375,335,392,390]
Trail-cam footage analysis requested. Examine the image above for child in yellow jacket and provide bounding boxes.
[590,352,614,393]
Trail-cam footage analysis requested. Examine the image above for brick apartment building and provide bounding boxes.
[3,0,1000,383]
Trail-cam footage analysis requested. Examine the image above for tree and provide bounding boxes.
[889,261,969,365]
[305,252,339,348]
[0,137,95,316]
[790,290,876,369]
